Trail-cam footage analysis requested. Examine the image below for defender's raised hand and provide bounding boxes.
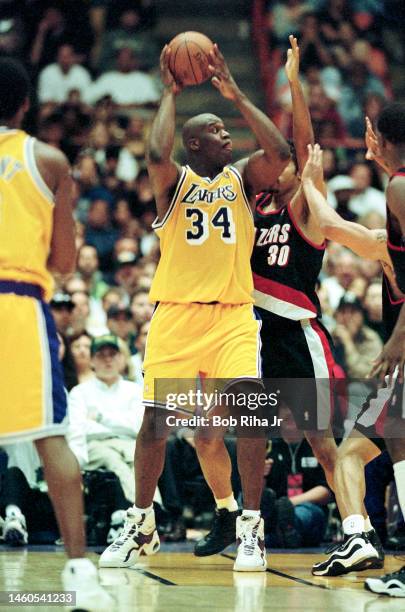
[301,144,324,184]
[160,45,182,94]
[208,44,241,101]
[285,35,300,82]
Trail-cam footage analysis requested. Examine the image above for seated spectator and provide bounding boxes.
[84,198,119,274]
[332,294,382,430]
[57,332,79,391]
[363,281,385,341]
[68,331,94,384]
[70,291,91,335]
[348,162,386,218]
[37,43,91,105]
[322,249,361,309]
[76,244,110,301]
[85,47,160,107]
[338,61,385,137]
[113,251,141,297]
[106,305,135,346]
[317,0,354,44]
[130,287,154,329]
[130,320,150,385]
[262,405,332,547]
[50,292,75,336]
[327,175,357,220]
[97,6,158,72]
[298,13,332,71]
[308,84,346,144]
[266,0,310,49]
[68,334,154,508]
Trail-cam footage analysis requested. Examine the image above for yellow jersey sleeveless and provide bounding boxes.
[149,164,255,304]
[0,128,54,301]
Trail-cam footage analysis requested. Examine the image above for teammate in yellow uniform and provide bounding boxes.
[0,58,112,610]
[100,44,290,571]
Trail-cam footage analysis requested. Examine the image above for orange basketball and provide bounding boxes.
[168,32,214,87]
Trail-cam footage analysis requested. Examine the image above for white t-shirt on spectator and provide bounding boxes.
[38,63,92,104]
[348,188,386,219]
[68,376,144,441]
[85,70,160,105]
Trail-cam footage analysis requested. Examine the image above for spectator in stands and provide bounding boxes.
[298,13,332,71]
[363,280,385,341]
[327,175,357,221]
[70,291,91,335]
[348,162,386,218]
[68,331,94,384]
[85,198,119,273]
[262,405,332,547]
[130,320,150,385]
[50,292,75,336]
[113,251,141,297]
[97,6,158,72]
[338,61,385,137]
[68,334,149,507]
[308,84,346,143]
[317,0,354,44]
[86,47,160,107]
[266,0,309,49]
[37,43,91,105]
[77,244,110,301]
[106,305,135,345]
[130,287,154,328]
[322,249,361,309]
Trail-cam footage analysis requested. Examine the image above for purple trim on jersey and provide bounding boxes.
[287,201,326,250]
[41,301,67,424]
[0,280,43,300]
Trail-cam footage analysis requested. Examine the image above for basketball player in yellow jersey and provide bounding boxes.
[100,44,290,572]
[0,59,112,611]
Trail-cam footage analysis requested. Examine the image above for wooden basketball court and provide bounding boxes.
[1,549,404,611]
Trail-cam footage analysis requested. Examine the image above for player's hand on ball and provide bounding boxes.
[208,44,240,100]
[302,144,324,184]
[160,45,182,95]
[285,35,300,82]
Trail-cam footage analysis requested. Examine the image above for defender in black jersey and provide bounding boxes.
[309,104,405,589]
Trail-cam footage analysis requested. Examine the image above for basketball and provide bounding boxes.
[168,31,214,87]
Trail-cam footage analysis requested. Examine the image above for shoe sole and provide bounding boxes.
[99,532,160,568]
[365,581,405,597]
[233,563,267,572]
[312,546,379,577]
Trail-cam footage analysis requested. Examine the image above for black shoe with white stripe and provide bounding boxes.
[365,566,405,598]
[366,528,385,569]
[312,533,378,576]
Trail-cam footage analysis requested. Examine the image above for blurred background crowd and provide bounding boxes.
[0,0,404,550]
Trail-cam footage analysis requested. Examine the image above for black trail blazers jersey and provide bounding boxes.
[252,196,325,320]
[383,167,405,339]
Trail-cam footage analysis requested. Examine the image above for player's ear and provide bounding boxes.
[189,138,200,152]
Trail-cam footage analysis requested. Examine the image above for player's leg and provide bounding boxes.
[194,418,238,557]
[312,433,382,577]
[100,303,201,568]
[304,428,337,491]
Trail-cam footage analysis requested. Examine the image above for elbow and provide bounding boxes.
[48,255,76,275]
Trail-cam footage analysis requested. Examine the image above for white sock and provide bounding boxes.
[393,460,405,520]
[133,504,153,515]
[242,509,261,520]
[364,516,373,532]
[342,514,365,535]
[5,505,22,519]
[65,558,95,573]
[215,494,238,512]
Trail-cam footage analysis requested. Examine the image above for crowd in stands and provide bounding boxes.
[0,0,404,549]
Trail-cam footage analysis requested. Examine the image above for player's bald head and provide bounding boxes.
[182,113,222,150]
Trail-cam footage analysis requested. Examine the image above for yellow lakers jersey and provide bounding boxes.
[149,164,255,304]
[0,128,54,301]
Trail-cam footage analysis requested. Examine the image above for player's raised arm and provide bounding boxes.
[286,35,316,178]
[301,144,389,262]
[35,141,76,275]
[146,45,182,220]
[207,44,290,198]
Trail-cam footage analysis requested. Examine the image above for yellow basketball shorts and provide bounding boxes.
[143,302,262,410]
[0,281,68,444]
